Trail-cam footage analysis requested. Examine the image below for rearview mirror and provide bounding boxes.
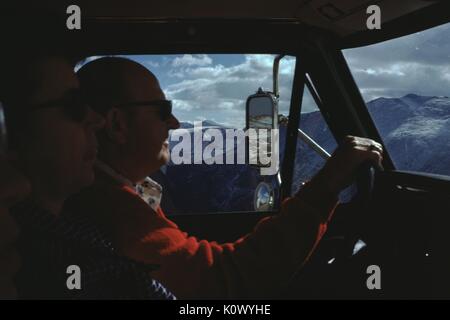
[245,88,278,172]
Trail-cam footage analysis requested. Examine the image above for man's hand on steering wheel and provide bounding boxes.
[313,135,383,196]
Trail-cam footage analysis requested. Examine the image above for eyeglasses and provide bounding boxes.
[31,88,89,122]
[116,100,173,121]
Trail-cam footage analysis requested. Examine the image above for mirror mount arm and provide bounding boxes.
[273,54,285,97]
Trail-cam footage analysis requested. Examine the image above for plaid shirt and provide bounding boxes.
[11,200,175,300]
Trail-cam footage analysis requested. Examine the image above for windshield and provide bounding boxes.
[78,54,296,215]
[343,22,450,175]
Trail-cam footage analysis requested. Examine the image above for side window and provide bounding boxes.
[343,22,450,175]
[291,82,338,195]
[109,54,296,216]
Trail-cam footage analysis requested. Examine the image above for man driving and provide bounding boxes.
[67,56,384,298]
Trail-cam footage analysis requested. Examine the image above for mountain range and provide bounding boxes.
[151,94,450,215]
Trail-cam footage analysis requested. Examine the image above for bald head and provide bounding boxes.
[76,57,179,181]
[77,57,164,114]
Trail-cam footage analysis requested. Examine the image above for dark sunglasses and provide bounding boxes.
[116,100,173,121]
[31,88,89,122]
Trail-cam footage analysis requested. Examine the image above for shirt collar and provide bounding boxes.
[95,160,163,211]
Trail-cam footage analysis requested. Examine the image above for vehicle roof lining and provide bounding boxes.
[40,0,442,38]
[71,4,449,60]
[4,0,449,57]
[68,20,327,61]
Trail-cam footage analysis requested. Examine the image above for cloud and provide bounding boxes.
[172,54,212,67]
[74,53,307,128]
[143,60,160,68]
[173,99,194,111]
[343,22,450,102]
[168,55,294,102]
[159,54,318,128]
[348,61,450,102]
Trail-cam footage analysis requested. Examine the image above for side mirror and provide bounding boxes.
[245,88,279,170]
[254,181,275,211]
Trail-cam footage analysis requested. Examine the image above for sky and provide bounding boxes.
[131,54,297,128]
[77,54,298,128]
[343,21,450,102]
[77,20,450,128]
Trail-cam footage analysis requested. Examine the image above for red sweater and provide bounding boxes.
[66,171,337,299]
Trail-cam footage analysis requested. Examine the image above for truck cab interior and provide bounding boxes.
[3,0,450,299]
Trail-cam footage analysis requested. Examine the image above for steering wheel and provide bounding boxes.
[354,163,376,212]
[340,163,378,252]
